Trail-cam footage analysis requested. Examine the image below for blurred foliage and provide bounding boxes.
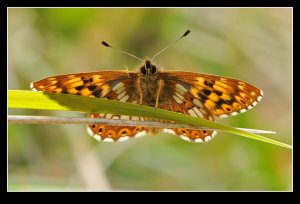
[8,8,292,191]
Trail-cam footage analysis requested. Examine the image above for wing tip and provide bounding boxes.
[30,82,38,91]
[217,89,263,119]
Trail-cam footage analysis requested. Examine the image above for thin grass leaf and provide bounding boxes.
[8,90,292,149]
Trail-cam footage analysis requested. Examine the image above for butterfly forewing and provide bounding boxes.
[31,71,152,142]
[31,71,136,98]
[161,71,263,119]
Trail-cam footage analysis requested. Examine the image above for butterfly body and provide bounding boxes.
[31,60,263,143]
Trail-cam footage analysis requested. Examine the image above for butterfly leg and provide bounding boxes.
[155,79,164,108]
[137,77,143,104]
[124,66,130,78]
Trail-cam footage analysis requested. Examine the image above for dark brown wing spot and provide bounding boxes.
[203,89,211,96]
[88,85,97,91]
[226,99,235,105]
[198,93,208,102]
[83,79,89,84]
[93,89,102,97]
[204,80,214,88]
[215,90,222,96]
[216,98,235,107]
[118,128,132,137]
[216,99,226,108]
[75,85,85,90]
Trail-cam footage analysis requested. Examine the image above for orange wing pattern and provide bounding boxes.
[161,71,263,119]
[157,71,263,143]
[31,71,151,142]
[31,69,263,143]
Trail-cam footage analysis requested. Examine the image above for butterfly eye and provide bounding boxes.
[151,66,157,74]
[140,67,147,75]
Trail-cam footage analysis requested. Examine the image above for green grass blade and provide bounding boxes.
[8,90,292,149]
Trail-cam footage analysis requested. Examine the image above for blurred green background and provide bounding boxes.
[8,8,292,191]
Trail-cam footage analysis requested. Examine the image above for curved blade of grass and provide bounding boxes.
[8,90,291,149]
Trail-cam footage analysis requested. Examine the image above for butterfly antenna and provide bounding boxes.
[151,30,190,62]
[101,41,143,62]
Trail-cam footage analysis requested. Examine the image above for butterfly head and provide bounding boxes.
[139,60,158,81]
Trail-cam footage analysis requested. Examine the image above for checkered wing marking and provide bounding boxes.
[161,71,263,118]
[31,71,148,142]
[159,71,263,143]
[30,71,137,99]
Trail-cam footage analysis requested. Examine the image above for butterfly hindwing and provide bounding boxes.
[87,113,148,142]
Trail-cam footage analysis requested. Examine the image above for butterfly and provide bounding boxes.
[30,59,263,143]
